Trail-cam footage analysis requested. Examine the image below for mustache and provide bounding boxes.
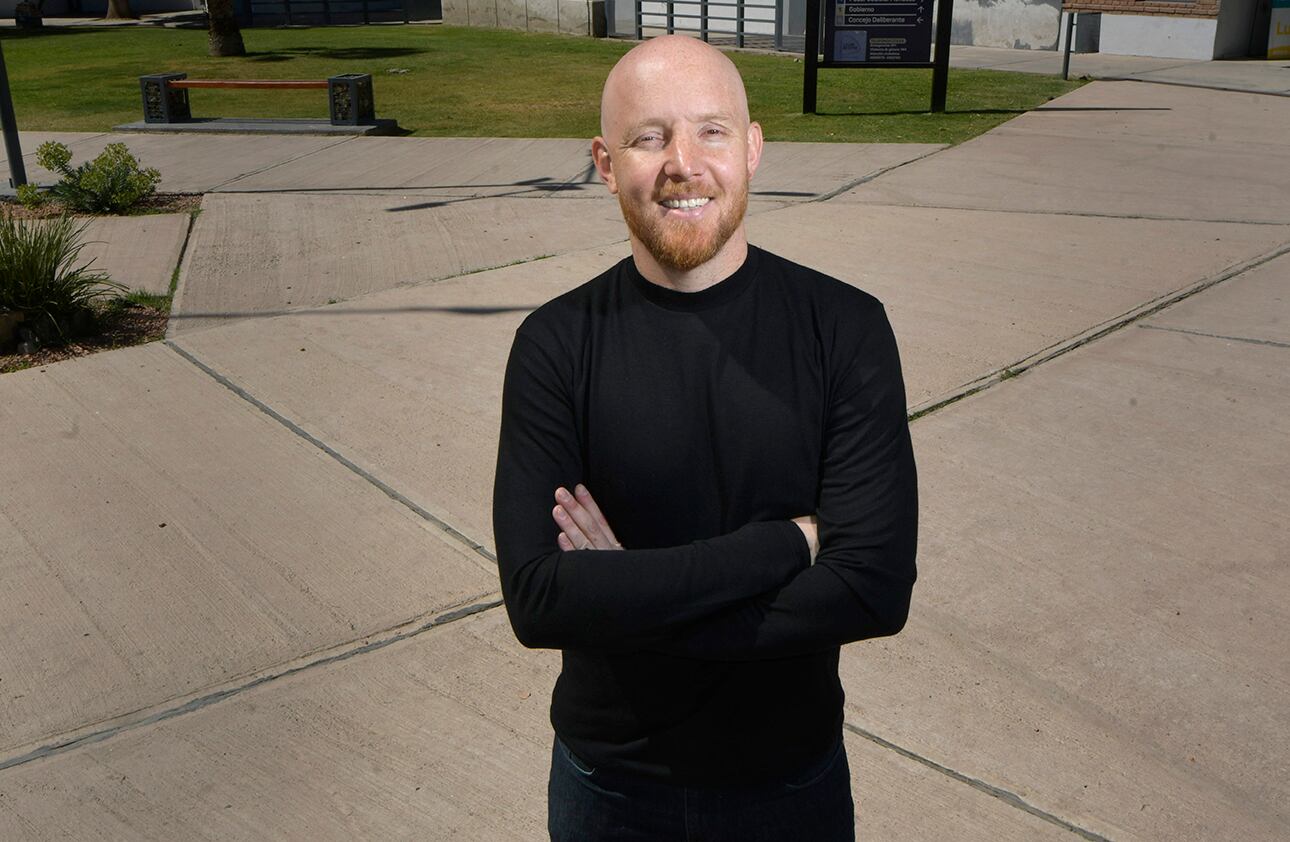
[655,183,717,201]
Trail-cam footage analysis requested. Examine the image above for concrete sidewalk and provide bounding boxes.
[2,79,1289,840]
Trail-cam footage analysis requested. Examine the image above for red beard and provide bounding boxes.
[618,181,749,272]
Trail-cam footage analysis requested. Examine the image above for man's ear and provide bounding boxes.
[745,121,764,180]
[591,137,618,194]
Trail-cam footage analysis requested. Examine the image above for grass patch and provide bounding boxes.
[123,288,172,312]
[2,26,1083,144]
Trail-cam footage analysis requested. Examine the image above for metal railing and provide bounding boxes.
[609,0,805,52]
[246,0,408,26]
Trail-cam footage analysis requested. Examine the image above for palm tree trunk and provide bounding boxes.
[207,0,247,57]
[105,0,137,20]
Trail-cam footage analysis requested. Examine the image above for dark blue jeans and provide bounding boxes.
[548,737,855,842]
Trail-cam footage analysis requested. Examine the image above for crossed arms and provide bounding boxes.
[492,307,917,661]
[553,482,819,559]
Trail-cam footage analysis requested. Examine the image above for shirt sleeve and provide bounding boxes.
[648,304,918,661]
[492,329,811,653]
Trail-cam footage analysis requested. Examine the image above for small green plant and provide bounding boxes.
[0,212,125,345]
[35,141,161,214]
[15,183,46,209]
[123,289,170,311]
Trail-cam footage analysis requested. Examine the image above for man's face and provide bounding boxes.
[593,43,763,272]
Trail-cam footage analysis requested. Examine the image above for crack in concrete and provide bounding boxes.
[168,208,198,299]
[208,136,359,193]
[1136,323,1290,349]
[0,595,504,773]
[844,722,1114,841]
[827,200,1290,227]
[810,146,949,204]
[161,340,495,565]
[908,240,1290,422]
[1095,76,1290,98]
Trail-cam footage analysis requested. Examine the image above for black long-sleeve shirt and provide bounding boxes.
[492,246,918,785]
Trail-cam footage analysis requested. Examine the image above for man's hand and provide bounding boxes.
[554,484,818,564]
[553,484,624,551]
[792,515,819,565]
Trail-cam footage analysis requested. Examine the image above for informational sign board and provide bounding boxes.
[803,0,953,113]
[1270,0,1290,60]
[823,0,933,65]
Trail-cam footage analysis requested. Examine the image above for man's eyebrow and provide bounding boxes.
[621,121,663,141]
[619,113,739,142]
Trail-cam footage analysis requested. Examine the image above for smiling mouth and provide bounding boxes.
[660,197,711,210]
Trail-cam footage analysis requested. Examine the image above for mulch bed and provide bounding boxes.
[0,194,196,374]
[0,193,202,221]
[0,301,170,375]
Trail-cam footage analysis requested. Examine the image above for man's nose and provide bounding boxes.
[663,134,702,180]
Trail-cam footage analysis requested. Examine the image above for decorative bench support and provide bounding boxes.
[140,73,191,124]
[327,74,376,126]
[138,73,377,126]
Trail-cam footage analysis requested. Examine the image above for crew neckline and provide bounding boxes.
[626,247,760,312]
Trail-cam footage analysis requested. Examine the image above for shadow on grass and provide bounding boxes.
[0,27,118,39]
[245,45,428,62]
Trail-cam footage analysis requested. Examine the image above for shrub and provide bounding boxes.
[15,183,46,209]
[0,212,125,345]
[35,141,161,214]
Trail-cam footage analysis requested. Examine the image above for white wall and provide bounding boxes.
[1099,13,1218,59]
[951,0,1062,50]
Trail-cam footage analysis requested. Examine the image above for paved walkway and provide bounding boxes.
[949,44,1290,95]
[1,77,1288,840]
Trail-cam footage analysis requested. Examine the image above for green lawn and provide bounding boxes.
[1,26,1083,144]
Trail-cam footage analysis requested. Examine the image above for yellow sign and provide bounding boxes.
[1271,0,1290,59]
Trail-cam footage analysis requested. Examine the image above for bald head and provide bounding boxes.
[600,36,751,142]
[590,35,763,285]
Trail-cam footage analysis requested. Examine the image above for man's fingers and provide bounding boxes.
[554,487,614,549]
[574,484,622,547]
[553,504,592,550]
[552,486,624,551]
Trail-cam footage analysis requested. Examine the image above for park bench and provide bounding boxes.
[138,73,377,127]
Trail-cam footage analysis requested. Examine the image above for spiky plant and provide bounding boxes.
[0,212,125,345]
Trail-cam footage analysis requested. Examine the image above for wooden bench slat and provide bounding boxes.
[171,80,329,90]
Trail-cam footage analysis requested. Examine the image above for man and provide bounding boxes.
[492,35,917,841]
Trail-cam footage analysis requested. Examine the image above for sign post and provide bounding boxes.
[0,42,27,189]
[803,0,954,114]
